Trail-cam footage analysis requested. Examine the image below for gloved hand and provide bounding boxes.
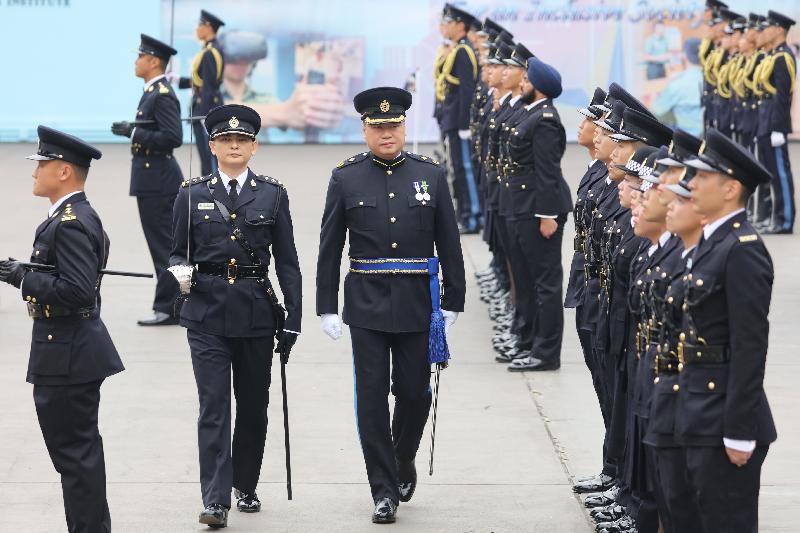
[321,313,342,340]
[164,71,181,85]
[275,331,299,364]
[457,129,472,140]
[771,131,786,147]
[0,259,25,288]
[111,121,133,138]
[167,264,196,295]
[441,310,459,336]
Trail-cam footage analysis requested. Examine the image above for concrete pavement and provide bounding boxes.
[0,142,797,532]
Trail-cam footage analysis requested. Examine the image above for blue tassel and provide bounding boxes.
[428,309,450,365]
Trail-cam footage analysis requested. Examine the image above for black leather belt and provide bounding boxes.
[27,302,95,319]
[655,356,680,374]
[132,146,173,158]
[679,344,730,364]
[585,264,600,278]
[507,167,535,177]
[197,262,266,280]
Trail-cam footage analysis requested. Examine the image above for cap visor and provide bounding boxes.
[640,174,661,184]
[684,156,715,171]
[26,154,55,161]
[577,107,600,119]
[665,184,691,198]
[655,156,684,167]
[593,120,616,132]
[610,132,637,141]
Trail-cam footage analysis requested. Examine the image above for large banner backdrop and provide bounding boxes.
[1,0,798,143]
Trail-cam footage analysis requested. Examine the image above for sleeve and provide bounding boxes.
[531,118,568,217]
[170,187,192,266]
[21,222,98,308]
[178,77,192,89]
[315,172,347,316]
[453,47,478,130]
[132,94,183,150]
[434,168,466,312]
[271,190,303,332]
[770,54,793,134]
[723,242,773,440]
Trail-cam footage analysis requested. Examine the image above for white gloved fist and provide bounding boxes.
[770,131,786,148]
[165,71,181,85]
[441,310,459,336]
[457,129,472,140]
[321,313,343,340]
[167,264,196,295]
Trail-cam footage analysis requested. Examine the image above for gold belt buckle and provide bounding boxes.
[226,261,238,285]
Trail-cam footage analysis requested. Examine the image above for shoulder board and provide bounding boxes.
[730,220,761,244]
[335,152,369,169]
[60,204,78,222]
[405,152,441,166]
[158,82,170,94]
[182,174,215,188]
[258,175,285,189]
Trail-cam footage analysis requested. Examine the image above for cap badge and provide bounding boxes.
[379,100,391,113]
[229,116,240,129]
[698,140,706,155]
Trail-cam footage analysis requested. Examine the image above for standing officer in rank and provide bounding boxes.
[174,9,226,176]
[0,126,125,532]
[316,87,465,524]
[112,34,183,326]
[170,104,302,529]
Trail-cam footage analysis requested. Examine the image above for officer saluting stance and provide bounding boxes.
[112,34,184,326]
[170,104,302,529]
[0,127,124,532]
[316,88,465,524]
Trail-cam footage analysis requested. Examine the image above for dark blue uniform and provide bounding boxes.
[316,151,465,504]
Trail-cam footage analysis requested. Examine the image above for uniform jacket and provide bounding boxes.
[674,212,776,446]
[316,151,466,333]
[179,38,225,115]
[20,193,124,386]
[170,169,302,336]
[439,37,479,132]
[129,77,184,197]
[496,101,529,219]
[757,43,796,136]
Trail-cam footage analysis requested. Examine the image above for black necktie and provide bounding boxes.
[228,179,238,204]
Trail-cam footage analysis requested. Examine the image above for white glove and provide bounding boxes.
[441,310,459,336]
[321,313,342,340]
[167,264,196,295]
[165,71,180,85]
[770,131,786,147]
[457,129,472,140]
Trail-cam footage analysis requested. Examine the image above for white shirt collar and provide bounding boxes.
[605,177,612,185]
[703,208,745,240]
[588,159,597,169]
[681,245,696,258]
[509,95,522,106]
[143,74,166,92]
[526,97,548,111]
[487,87,495,96]
[48,191,83,218]
[218,168,249,194]
[647,243,658,256]
[659,231,672,247]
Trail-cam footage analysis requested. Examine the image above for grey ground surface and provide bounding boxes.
[0,142,797,532]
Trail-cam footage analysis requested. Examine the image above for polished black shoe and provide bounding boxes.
[495,347,529,363]
[199,504,228,528]
[583,486,619,507]
[591,504,627,522]
[397,459,417,502]
[573,473,615,494]
[507,356,560,372]
[372,497,397,524]
[595,515,635,532]
[137,311,179,326]
[234,489,261,513]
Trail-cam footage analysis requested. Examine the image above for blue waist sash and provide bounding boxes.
[349,257,450,365]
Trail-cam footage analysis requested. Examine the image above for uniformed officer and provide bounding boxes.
[112,34,183,326]
[0,126,124,532]
[677,127,777,531]
[169,104,302,528]
[176,9,226,176]
[315,87,465,524]
[439,5,481,234]
[506,57,572,372]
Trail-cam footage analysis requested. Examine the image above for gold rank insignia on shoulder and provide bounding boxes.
[61,206,76,222]
[251,179,257,187]
[337,161,344,168]
[147,85,154,93]
[158,82,169,94]
[229,116,239,129]
[543,113,554,118]
[738,234,758,243]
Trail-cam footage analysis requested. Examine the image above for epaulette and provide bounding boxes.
[60,204,77,222]
[405,152,441,166]
[158,82,170,94]
[537,104,558,121]
[335,152,369,169]
[181,174,215,188]
[730,220,760,244]
[259,174,285,189]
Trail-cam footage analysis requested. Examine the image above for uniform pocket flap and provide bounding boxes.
[345,196,377,209]
[245,208,275,225]
[686,366,728,394]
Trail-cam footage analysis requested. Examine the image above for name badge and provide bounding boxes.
[197,203,215,210]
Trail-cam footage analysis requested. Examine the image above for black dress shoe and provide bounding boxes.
[573,473,615,494]
[234,489,261,513]
[590,504,627,522]
[397,459,417,502]
[372,497,397,524]
[199,504,228,528]
[137,311,179,326]
[595,515,634,532]
[584,486,619,507]
[507,356,560,372]
[495,348,529,363]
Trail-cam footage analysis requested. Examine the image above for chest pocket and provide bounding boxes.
[30,243,51,263]
[684,272,717,307]
[345,196,377,231]
[243,207,274,244]
[407,195,436,231]
[193,209,229,244]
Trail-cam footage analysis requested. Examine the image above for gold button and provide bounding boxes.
[260,215,265,219]
[696,279,704,287]
[145,162,150,168]
[672,384,680,392]
[231,213,237,219]
[390,217,396,223]
[391,242,398,249]
[678,363,684,372]
[506,183,509,188]
[667,297,674,304]
[654,377,660,384]
[359,201,364,206]
[708,381,716,391]
[521,184,527,190]
[26,296,31,302]
[31,298,37,303]
[636,280,643,286]
[35,250,40,256]
[230,235,236,240]
[47,335,53,341]
[228,279,235,285]
[204,215,210,220]
[733,222,741,228]
[697,351,702,358]
[679,332,686,341]
[387,170,392,175]
[389,193,395,199]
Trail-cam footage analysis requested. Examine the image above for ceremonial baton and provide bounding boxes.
[428,362,444,476]
[130,116,206,126]
[280,354,293,500]
[12,260,153,279]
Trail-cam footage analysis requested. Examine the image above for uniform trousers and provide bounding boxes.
[496,214,533,345]
[350,327,432,504]
[757,136,795,231]
[445,130,481,231]
[193,121,218,177]
[34,380,111,533]
[137,194,179,315]
[187,329,274,507]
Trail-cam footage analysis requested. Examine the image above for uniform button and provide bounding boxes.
[679,332,686,341]
[31,298,37,303]
[47,335,53,341]
[672,384,680,392]
[231,213,237,219]
[667,297,674,304]
[26,296,31,301]
[204,215,210,220]
[145,162,150,168]
[359,201,364,206]
[678,363,684,372]
[390,217,396,223]
[391,242,398,249]
[35,250,40,256]
[260,215,265,219]
[733,222,741,228]
[521,184,527,190]
[230,235,236,240]
[707,381,716,391]
[654,377,660,384]
[696,279,704,287]
[389,193,395,199]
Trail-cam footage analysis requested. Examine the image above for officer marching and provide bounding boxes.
[0,127,125,532]
[112,34,184,326]
[169,104,302,528]
[315,87,465,523]
[175,9,226,176]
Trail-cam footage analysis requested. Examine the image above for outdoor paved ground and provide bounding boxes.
[0,142,797,532]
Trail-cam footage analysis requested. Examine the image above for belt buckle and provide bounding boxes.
[226,263,238,284]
